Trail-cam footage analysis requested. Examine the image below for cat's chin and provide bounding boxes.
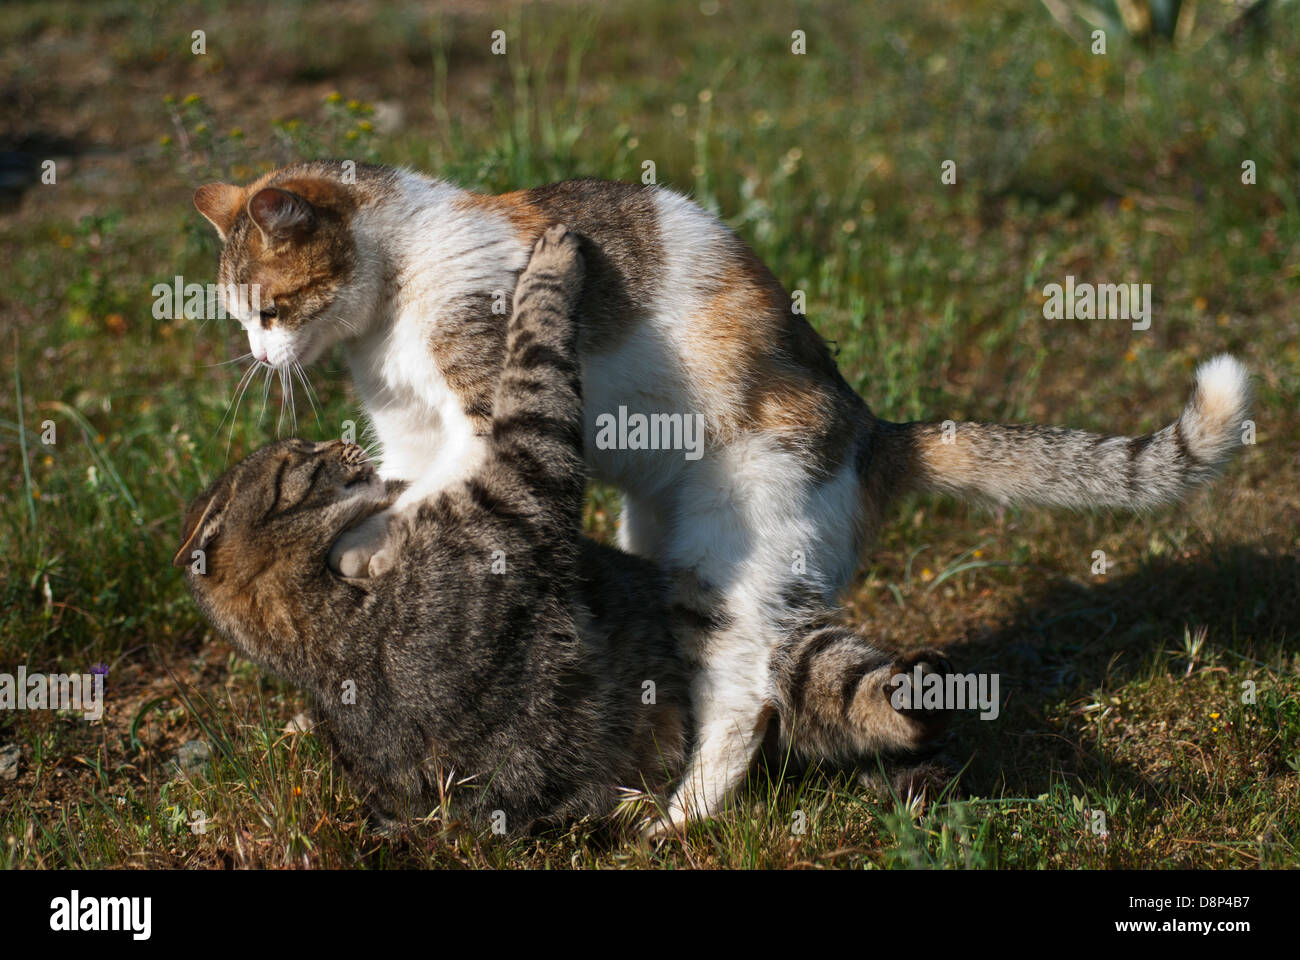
[295,331,331,366]
[258,326,332,369]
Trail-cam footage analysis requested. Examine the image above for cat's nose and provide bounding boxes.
[252,345,268,364]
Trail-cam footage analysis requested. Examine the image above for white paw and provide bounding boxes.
[640,815,678,843]
[639,800,693,842]
[329,512,392,578]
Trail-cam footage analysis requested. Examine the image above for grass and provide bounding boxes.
[0,0,1297,869]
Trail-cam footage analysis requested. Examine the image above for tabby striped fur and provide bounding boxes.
[179,227,953,833]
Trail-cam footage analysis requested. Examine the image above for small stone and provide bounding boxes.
[0,744,20,781]
[283,712,314,734]
[172,740,211,775]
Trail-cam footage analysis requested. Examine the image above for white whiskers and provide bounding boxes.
[213,348,331,460]
[292,360,323,428]
[206,351,255,368]
[217,357,262,462]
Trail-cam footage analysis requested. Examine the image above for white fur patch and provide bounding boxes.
[1194,353,1251,428]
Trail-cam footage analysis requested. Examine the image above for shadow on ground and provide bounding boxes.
[946,545,1299,798]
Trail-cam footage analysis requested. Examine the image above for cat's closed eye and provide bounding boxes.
[271,456,327,512]
[265,443,379,517]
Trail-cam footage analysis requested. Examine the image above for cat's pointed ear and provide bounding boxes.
[247,187,316,245]
[193,183,244,241]
[172,482,233,568]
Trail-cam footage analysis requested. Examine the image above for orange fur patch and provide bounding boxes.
[454,190,552,241]
[683,243,853,470]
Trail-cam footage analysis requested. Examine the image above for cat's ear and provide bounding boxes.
[172,483,233,568]
[247,187,316,245]
[193,183,244,241]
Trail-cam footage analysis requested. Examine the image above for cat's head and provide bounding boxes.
[193,163,387,368]
[174,439,389,665]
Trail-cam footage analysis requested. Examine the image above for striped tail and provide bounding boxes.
[770,615,953,765]
[875,355,1251,510]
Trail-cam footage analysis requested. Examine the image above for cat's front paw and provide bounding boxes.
[532,222,580,265]
[329,512,393,578]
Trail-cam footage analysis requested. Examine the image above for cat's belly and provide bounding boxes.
[581,337,699,496]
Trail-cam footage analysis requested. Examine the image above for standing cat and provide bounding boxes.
[194,161,1251,830]
[176,226,953,833]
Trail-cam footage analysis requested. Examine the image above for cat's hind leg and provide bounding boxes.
[646,444,864,835]
[647,643,775,836]
[616,491,673,559]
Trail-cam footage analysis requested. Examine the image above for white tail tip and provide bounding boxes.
[1194,354,1251,426]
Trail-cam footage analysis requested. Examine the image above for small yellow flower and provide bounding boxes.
[163,94,175,105]
[183,93,201,105]
[1216,313,1230,327]
[346,98,362,111]
[42,456,52,467]
[973,550,983,558]
[1119,196,1135,212]
[1193,296,1209,312]
[325,91,342,104]
[159,135,172,146]
[228,127,243,139]
[358,120,373,133]
[921,567,934,582]
[59,235,74,249]
[1210,712,1220,719]
[345,130,359,141]
[193,123,208,135]
[31,489,40,500]
[1124,349,1137,363]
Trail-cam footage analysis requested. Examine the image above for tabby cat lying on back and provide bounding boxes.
[194,162,1251,832]
[176,227,952,833]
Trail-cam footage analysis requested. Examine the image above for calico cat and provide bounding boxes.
[176,226,953,834]
[193,161,1251,830]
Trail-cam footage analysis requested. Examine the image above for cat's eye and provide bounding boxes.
[259,303,278,327]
